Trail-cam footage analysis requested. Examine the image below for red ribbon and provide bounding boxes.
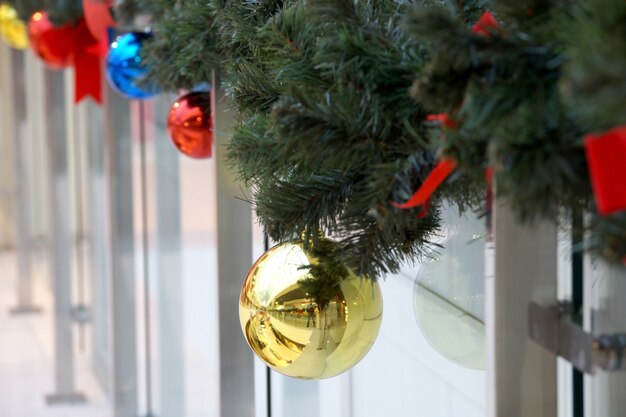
[392,111,459,212]
[584,126,626,216]
[57,1,117,104]
[392,115,458,212]
[472,11,500,36]
[31,13,103,104]
[392,158,458,209]
[426,113,458,129]
[73,18,102,104]
[83,0,116,57]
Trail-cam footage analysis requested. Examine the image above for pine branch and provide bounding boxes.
[561,0,626,130]
[6,0,82,24]
[253,170,353,241]
[140,0,221,90]
[587,213,626,264]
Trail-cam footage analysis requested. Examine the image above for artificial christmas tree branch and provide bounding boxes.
[5,0,83,25]
[27,0,625,272]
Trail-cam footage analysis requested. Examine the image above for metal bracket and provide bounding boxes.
[528,301,626,374]
[70,305,92,324]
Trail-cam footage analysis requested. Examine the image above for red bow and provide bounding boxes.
[472,11,500,36]
[584,126,626,215]
[83,0,116,57]
[28,12,102,104]
[73,18,102,104]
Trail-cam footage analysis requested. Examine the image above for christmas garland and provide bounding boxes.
[405,0,626,263]
[10,0,624,275]
[119,0,626,272]
[5,0,82,25]
[115,0,488,279]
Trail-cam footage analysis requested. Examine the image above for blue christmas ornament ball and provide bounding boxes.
[106,32,160,100]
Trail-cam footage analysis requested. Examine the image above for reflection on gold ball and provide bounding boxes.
[0,4,28,50]
[239,240,383,379]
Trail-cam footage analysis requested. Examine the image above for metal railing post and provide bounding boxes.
[44,69,86,404]
[26,50,50,246]
[105,84,139,417]
[0,39,14,248]
[151,95,185,417]
[9,49,40,314]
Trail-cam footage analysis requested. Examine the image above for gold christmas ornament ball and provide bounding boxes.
[0,4,28,50]
[239,240,383,379]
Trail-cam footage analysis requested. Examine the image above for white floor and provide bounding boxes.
[0,250,111,417]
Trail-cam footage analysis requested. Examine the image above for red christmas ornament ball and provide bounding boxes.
[27,11,74,69]
[167,92,213,159]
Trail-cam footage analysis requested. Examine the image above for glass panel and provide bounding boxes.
[1,51,253,417]
[0,54,117,415]
[345,203,486,417]
[85,98,113,395]
[414,206,485,370]
[271,373,320,417]
[143,94,221,417]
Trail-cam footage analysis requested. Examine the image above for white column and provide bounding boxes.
[213,71,256,417]
[487,198,558,417]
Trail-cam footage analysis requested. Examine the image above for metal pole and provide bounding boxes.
[9,49,40,314]
[105,84,139,417]
[44,69,86,404]
[152,95,185,417]
[0,38,14,248]
[27,51,50,248]
[138,101,155,417]
[71,98,89,351]
[487,195,557,417]
[84,96,113,391]
[264,234,272,417]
